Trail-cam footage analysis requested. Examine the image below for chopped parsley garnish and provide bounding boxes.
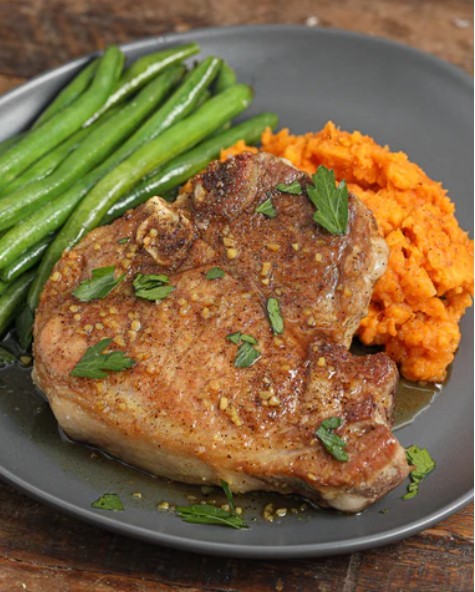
[266,297,284,334]
[403,445,436,500]
[117,237,130,245]
[175,504,247,529]
[91,493,124,511]
[315,416,348,462]
[226,332,260,367]
[205,267,225,280]
[276,180,303,195]
[255,198,277,218]
[235,342,261,368]
[175,480,246,528]
[133,273,174,301]
[226,332,242,345]
[307,166,348,234]
[73,266,125,302]
[70,338,136,379]
[220,480,236,514]
[226,332,257,345]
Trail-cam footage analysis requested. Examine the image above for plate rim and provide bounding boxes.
[1,462,472,558]
[0,24,473,558]
[0,24,472,113]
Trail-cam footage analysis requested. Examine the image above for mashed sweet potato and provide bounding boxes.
[222,122,473,382]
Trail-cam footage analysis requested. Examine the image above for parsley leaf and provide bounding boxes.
[276,180,303,195]
[315,416,348,462]
[175,504,247,529]
[403,445,436,500]
[226,332,242,345]
[266,297,284,334]
[307,166,348,234]
[91,493,124,511]
[117,237,130,245]
[220,480,236,514]
[134,273,170,287]
[206,267,225,280]
[70,338,136,379]
[255,198,277,218]
[226,332,260,367]
[226,332,257,345]
[241,334,257,345]
[235,342,261,368]
[73,266,125,302]
[133,273,174,301]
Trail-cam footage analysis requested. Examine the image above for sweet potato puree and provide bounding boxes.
[222,122,473,383]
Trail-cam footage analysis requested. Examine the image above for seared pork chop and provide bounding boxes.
[33,152,409,512]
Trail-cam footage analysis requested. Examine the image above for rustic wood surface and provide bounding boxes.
[0,0,473,590]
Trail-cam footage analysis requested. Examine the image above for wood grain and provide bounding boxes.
[0,0,472,84]
[0,1,473,590]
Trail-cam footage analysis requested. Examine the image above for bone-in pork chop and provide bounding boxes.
[33,152,409,512]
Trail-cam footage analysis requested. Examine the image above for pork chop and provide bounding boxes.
[33,152,409,512]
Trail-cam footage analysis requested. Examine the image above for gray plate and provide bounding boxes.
[0,25,473,559]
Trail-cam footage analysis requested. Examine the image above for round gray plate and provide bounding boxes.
[0,25,473,559]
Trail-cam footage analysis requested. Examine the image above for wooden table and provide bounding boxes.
[0,1,473,590]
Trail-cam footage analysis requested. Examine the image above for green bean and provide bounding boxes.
[211,120,232,137]
[0,125,91,196]
[212,61,237,94]
[209,62,237,135]
[0,46,123,188]
[193,89,211,110]
[19,57,216,216]
[103,112,278,224]
[0,61,216,264]
[86,43,199,125]
[93,57,221,166]
[32,59,98,129]
[0,236,53,283]
[0,270,35,338]
[0,133,25,157]
[0,189,80,274]
[0,108,121,198]
[0,280,7,297]
[28,84,253,311]
[15,304,35,350]
[0,66,183,233]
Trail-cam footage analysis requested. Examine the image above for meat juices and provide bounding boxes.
[33,152,409,513]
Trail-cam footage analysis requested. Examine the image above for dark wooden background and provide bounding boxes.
[0,1,473,590]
